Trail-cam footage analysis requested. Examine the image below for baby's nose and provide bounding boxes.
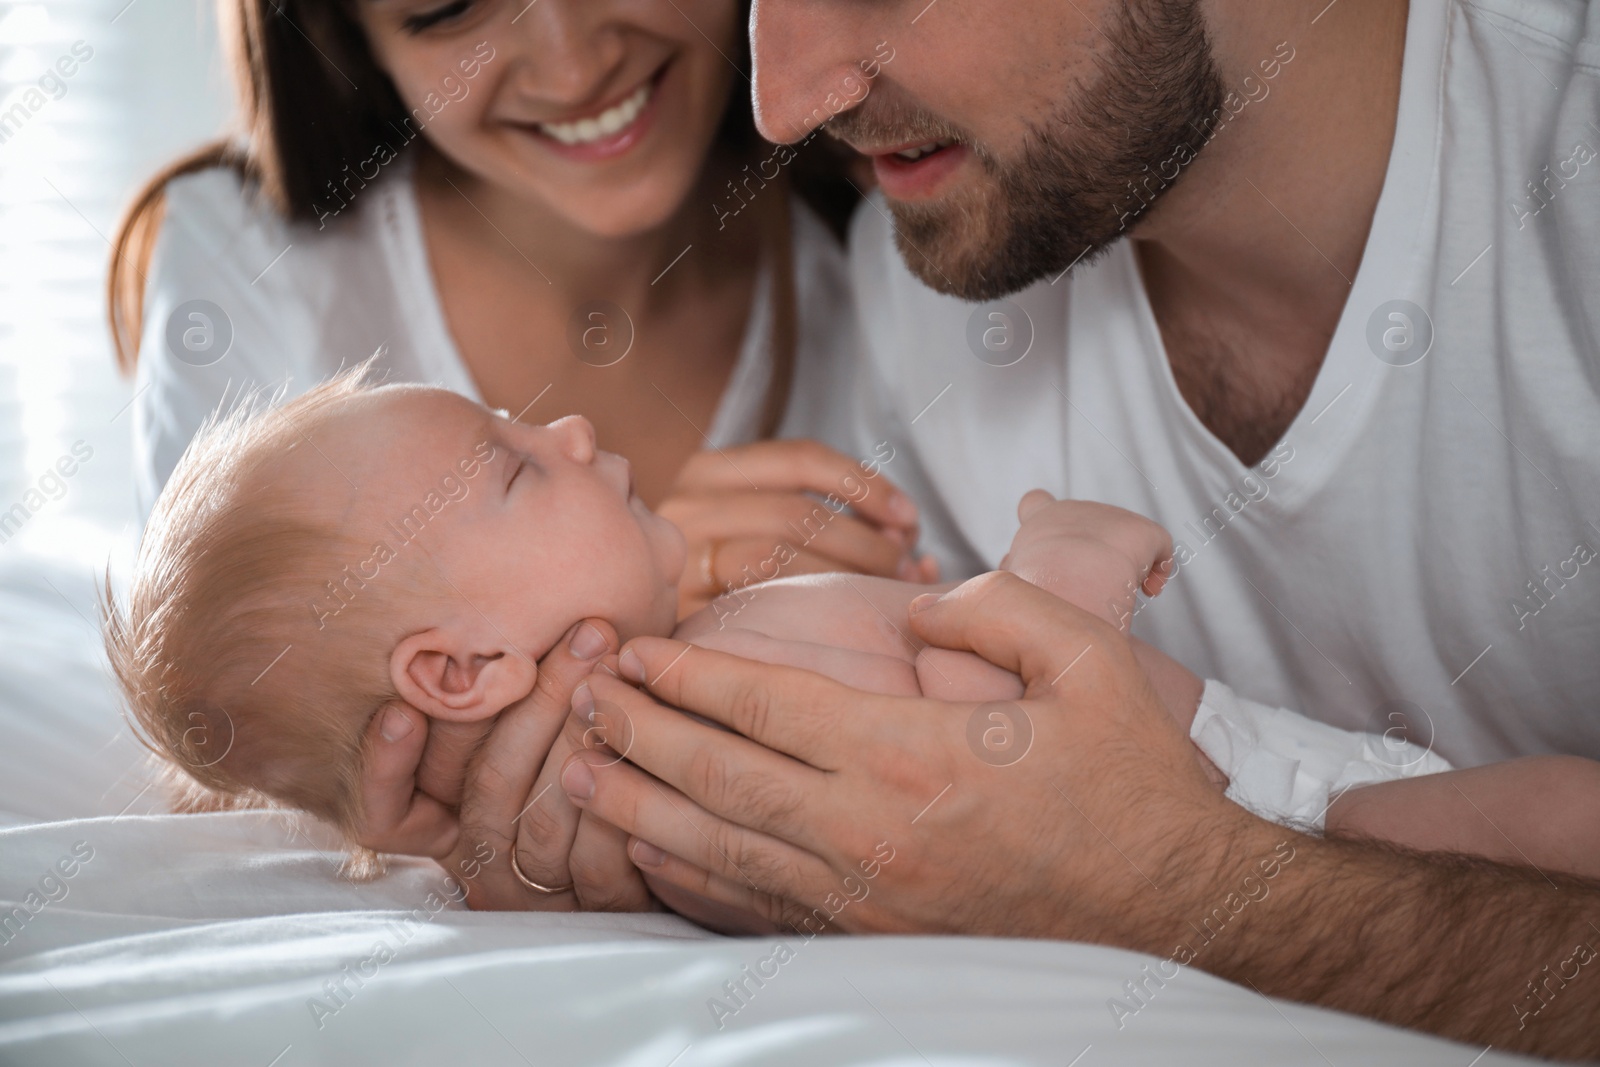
[548,414,597,462]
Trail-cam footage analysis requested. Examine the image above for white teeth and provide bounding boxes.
[538,81,653,146]
[893,138,954,162]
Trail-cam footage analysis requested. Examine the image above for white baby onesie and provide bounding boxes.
[1190,680,1455,829]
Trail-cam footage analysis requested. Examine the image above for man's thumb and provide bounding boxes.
[908,572,1106,688]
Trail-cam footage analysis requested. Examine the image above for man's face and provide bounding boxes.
[750,0,1224,300]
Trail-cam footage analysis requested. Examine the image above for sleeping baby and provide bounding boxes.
[105,368,1600,934]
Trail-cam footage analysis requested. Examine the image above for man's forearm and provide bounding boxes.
[1177,821,1600,1059]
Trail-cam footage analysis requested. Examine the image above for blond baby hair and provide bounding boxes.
[104,362,426,866]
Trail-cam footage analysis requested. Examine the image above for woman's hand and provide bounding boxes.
[658,439,938,618]
[351,619,654,913]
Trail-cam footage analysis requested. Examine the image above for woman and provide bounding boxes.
[110,0,932,909]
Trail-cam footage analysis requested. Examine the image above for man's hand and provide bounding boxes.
[1001,490,1174,631]
[562,572,1600,1059]
[561,571,1250,943]
[351,619,653,913]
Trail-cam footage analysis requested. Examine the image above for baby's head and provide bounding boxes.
[105,365,684,839]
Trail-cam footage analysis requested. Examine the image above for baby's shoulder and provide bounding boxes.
[675,573,920,660]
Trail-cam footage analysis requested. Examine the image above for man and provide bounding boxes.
[359,0,1600,1056]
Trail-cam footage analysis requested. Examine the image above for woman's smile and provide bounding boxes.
[516,62,670,162]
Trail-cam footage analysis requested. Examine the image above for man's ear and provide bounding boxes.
[389,628,538,722]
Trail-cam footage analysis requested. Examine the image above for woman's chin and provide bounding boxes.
[554,192,694,241]
[498,159,700,241]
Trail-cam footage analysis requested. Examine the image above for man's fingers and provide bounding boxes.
[415,718,493,807]
[453,619,616,909]
[609,638,861,769]
[506,707,594,892]
[358,703,426,835]
[909,571,1117,690]
[569,811,653,912]
[562,749,831,901]
[633,844,818,935]
[355,702,459,857]
[580,671,831,847]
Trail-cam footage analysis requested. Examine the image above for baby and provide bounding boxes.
[106,369,1600,929]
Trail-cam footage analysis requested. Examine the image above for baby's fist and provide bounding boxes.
[1002,492,1174,629]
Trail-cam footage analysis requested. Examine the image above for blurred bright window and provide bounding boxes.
[0,0,226,566]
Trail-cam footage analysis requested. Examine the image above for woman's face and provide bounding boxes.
[356,0,741,238]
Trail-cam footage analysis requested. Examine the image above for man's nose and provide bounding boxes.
[749,0,880,143]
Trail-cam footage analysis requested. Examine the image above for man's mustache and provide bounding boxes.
[823,97,970,157]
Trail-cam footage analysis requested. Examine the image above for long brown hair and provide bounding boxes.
[107,0,848,383]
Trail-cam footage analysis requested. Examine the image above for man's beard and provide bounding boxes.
[831,0,1224,301]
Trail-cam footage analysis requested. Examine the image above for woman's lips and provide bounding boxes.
[869,140,968,201]
[513,64,669,164]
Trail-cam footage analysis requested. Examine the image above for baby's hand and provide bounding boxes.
[999,490,1174,631]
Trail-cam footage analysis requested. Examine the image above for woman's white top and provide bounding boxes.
[132,156,871,520]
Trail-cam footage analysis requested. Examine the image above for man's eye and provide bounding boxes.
[403,0,475,33]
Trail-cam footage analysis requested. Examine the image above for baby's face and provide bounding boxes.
[318,386,686,666]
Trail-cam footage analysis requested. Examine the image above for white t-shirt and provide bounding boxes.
[849,0,1600,767]
[133,156,873,520]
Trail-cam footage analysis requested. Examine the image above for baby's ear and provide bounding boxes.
[390,628,537,722]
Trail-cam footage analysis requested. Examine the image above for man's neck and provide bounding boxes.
[1129,0,1410,465]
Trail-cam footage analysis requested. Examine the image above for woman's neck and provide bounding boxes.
[411,142,759,318]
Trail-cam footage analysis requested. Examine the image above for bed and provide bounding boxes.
[0,548,1530,1065]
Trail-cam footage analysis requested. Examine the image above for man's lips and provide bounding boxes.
[853,136,959,160]
[865,139,967,200]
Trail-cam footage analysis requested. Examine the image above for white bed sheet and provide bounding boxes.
[0,552,1533,1065]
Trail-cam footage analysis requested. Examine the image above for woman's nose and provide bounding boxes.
[497,0,626,107]
[547,414,598,463]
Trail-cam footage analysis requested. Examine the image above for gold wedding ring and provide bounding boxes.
[509,849,573,895]
[698,538,727,597]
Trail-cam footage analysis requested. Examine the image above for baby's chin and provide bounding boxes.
[596,589,679,646]
[619,603,679,644]
[653,512,690,583]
